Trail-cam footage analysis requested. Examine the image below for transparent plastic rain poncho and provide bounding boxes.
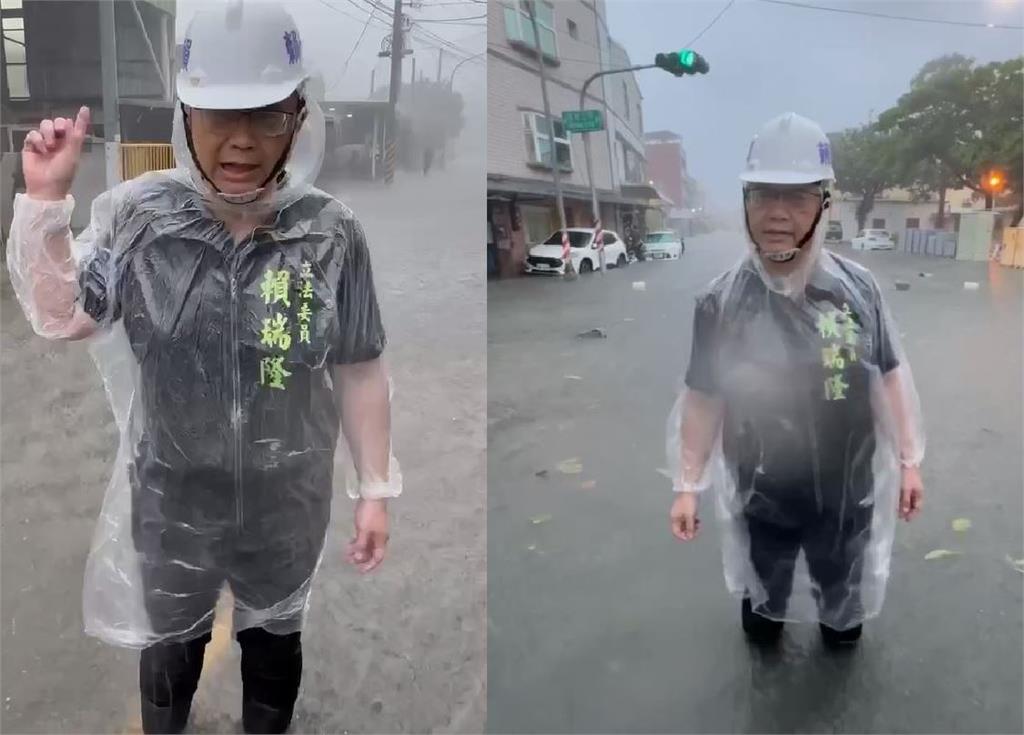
[6,90,402,648]
[667,209,924,631]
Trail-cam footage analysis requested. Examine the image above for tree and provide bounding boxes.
[829,125,900,232]
[877,54,1023,225]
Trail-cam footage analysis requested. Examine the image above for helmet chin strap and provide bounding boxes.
[181,98,306,207]
[746,189,830,263]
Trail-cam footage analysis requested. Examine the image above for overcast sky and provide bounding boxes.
[605,0,1023,211]
[175,0,486,104]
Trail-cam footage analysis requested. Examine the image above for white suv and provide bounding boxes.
[524,228,629,275]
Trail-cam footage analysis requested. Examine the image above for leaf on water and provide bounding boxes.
[951,518,972,532]
[924,549,961,561]
[556,458,583,474]
[530,514,553,525]
[526,544,537,552]
[581,480,597,490]
[564,375,583,381]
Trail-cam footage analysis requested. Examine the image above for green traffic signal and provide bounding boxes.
[655,49,709,76]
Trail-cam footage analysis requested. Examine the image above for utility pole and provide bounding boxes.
[98,0,121,189]
[384,0,404,184]
[528,2,575,279]
[436,47,443,82]
[387,0,404,115]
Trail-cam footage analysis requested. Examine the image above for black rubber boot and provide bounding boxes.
[742,598,784,645]
[820,622,863,650]
[237,628,302,734]
[139,633,211,734]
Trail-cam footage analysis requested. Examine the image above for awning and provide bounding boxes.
[488,175,665,207]
[620,183,675,209]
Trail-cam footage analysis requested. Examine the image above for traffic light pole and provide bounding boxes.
[579,64,656,273]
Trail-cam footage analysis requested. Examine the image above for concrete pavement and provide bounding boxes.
[486,231,1023,733]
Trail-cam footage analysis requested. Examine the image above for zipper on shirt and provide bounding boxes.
[229,265,244,529]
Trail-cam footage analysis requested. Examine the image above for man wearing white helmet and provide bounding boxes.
[666,113,926,648]
[8,3,399,732]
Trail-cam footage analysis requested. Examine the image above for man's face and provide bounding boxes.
[187,94,300,195]
[744,183,823,267]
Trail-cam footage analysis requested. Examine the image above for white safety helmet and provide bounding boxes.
[740,112,835,185]
[173,2,325,208]
[176,1,308,110]
[740,113,835,286]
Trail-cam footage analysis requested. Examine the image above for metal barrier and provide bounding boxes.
[119,143,175,182]
[901,228,957,258]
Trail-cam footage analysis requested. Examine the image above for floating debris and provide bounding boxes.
[924,549,962,561]
[556,458,583,475]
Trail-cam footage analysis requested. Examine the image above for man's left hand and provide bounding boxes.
[347,499,390,573]
[898,466,924,522]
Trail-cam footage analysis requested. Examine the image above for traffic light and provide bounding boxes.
[655,49,709,77]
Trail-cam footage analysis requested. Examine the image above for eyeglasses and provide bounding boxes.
[192,108,296,138]
[744,187,822,210]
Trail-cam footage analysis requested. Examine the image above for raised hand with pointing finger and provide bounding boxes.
[22,106,90,201]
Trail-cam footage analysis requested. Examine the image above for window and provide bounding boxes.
[2,2,28,99]
[871,218,886,229]
[619,141,644,184]
[542,229,590,248]
[603,232,618,244]
[567,18,578,39]
[504,1,557,60]
[522,111,572,171]
[906,217,920,229]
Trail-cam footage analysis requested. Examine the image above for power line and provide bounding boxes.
[321,0,481,61]
[315,0,391,31]
[356,0,482,59]
[412,23,481,59]
[756,0,1024,30]
[684,0,735,48]
[414,19,486,27]
[341,0,378,75]
[412,13,486,22]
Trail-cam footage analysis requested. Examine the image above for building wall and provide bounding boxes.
[831,198,942,243]
[644,136,685,208]
[487,0,613,190]
[606,38,644,187]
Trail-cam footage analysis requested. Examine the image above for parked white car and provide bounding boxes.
[643,230,684,260]
[524,228,629,275]
[851,229,895,251]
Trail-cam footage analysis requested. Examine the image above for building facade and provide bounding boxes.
[486,0,661,277]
